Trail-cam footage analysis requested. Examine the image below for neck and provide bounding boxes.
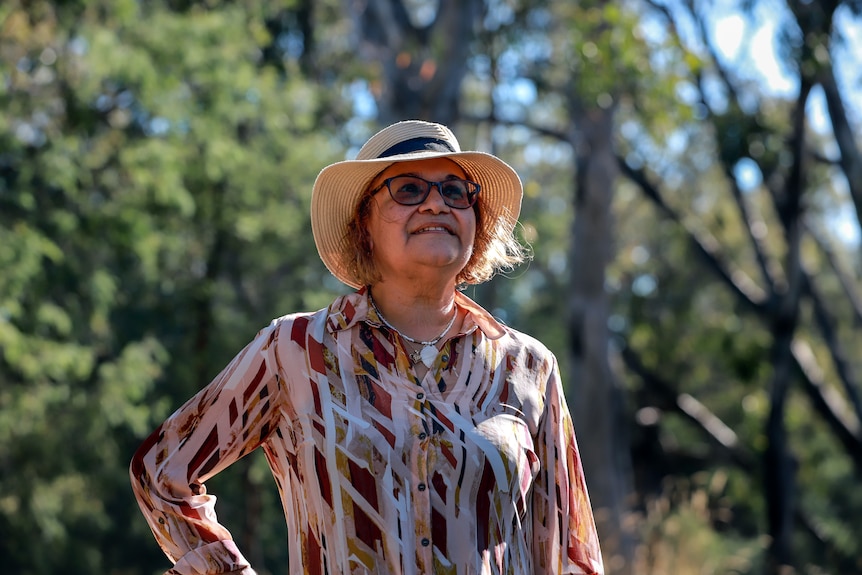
[368,280,458,342]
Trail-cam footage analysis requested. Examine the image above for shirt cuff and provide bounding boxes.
[165,540,253,575]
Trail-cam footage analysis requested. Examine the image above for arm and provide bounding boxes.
[532,356,604,575]
[130,323,285,575]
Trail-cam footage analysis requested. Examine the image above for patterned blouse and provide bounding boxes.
[130,288,604,575]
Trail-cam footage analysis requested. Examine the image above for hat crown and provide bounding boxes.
[311,120,522,288]
[356,120,462,160]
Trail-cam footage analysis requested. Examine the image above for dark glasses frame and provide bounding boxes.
[372,175,481,209]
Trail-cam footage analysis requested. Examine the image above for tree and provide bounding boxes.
[613,0,862,572]
[349,0,484,125]
[1,1,354,572]
[4,0,861,572]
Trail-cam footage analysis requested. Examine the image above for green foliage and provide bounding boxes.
[1,1,352,573]
[635,473,767,574]
[474,1,862,572]
[2,0,860,573]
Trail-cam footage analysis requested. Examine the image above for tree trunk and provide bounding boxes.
[567,105,635,573]
[353,0,482,125]
[764,76,811,575]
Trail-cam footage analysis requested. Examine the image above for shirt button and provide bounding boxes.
[416,392,424,400]
[442,355,449,362]
[421,538,430,547]
[418,432,427,440]
[418,483,426,491]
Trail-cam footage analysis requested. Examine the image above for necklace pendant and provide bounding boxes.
[419,345,438,368]
[368,293,455,371]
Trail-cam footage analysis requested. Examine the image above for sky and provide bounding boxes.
[712,3,862,127]
[350,1,862,244]
[709,1,862,245]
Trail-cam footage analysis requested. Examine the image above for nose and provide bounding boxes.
[418,183,450,213]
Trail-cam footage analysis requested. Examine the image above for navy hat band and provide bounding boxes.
[377,137,456,158]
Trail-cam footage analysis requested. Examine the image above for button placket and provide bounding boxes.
[416,390,431,441]
[413,395,434,558]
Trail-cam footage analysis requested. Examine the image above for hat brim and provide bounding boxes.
[311,149,523,288]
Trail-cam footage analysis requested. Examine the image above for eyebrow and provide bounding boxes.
[397,172,464,180]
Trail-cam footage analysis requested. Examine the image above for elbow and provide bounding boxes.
[129,423,165,505]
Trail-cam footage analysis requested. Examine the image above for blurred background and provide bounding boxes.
[2,0,861,573]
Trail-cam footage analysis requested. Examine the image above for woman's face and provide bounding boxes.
[366,157,477,285]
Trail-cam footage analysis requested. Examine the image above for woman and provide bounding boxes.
[130,120,604,575]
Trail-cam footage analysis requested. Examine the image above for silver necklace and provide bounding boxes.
[369,295,457,368]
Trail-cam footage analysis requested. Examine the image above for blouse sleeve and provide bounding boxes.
[129,322,285,575]
[531,355,604,575]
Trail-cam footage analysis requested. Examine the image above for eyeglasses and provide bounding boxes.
[372,175,481,209]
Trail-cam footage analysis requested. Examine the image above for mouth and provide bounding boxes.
[413,225,453,235]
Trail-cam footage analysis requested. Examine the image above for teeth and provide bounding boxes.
[418,226,447,233]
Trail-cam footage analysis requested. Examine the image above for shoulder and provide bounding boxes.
[264,291,361,349]
[489,325,561,432]
[265,306,330,345]
[267,308,327,330]
[488,325,560,399]
[498,324,557,364]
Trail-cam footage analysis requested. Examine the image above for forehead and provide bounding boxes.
[374,157,467,182]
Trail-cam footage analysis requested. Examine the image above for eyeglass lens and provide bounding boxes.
[385,176,479,209]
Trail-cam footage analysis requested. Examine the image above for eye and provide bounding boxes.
[391,177,426,198]
[440,181,467,199]
[396,182,423,195]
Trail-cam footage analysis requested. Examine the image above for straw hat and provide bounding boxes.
[311,120,523,288]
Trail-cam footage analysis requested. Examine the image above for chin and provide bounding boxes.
[421,250,469,266]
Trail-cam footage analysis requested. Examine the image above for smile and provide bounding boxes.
[413,225,452,234]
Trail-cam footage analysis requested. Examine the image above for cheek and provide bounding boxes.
[366,203,401,252]
[463,212,478,245]
[366,219,379,252]
[366,202,384,248]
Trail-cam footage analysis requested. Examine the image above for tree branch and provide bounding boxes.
[802,271,862,422]
[819,37,862,226]
[617,149,862,473]
[792,338,862,466]
[621,340,855,561]
[617,158,768,311]
[806,226,862,326]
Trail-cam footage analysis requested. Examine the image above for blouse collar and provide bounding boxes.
[325,286,506,340]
